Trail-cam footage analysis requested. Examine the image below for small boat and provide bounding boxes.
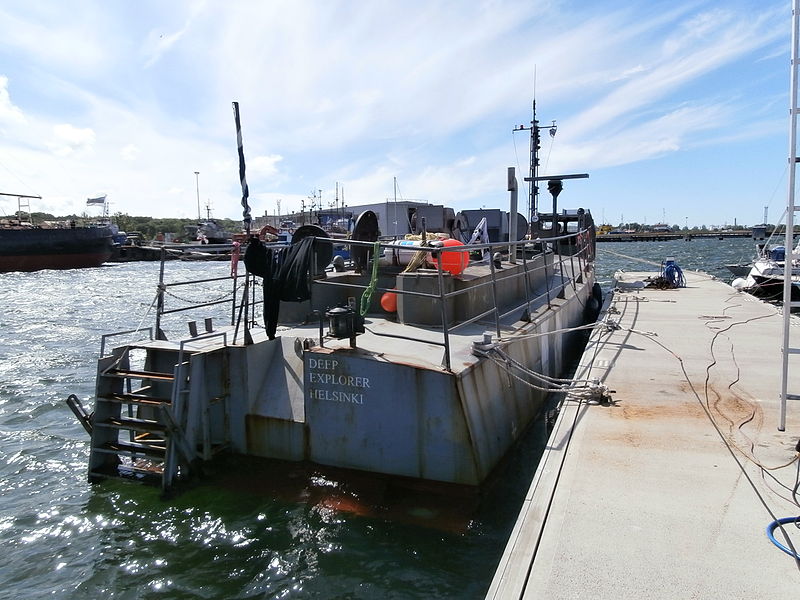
[0,192,113,272]
[725,263,751,278]
[732,243,800,302]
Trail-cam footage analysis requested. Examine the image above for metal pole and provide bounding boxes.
[155,247,167,340]
[521,247,532,318]
[508,167,518,264]
[780,0,800,431]
[488,245,502,339]
[194,171,201,220]
[435,251,452,371]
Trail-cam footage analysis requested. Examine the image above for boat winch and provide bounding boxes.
[325,305,363,346]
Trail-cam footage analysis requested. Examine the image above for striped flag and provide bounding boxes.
[86,195,106,205]
[232,102,252,233]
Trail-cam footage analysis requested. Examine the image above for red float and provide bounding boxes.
[431,239,469,275]
[380,290,398,312]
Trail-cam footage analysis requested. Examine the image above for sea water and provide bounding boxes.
[0,237,757,599]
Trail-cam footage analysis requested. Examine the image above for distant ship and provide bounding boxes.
[0,192,113,273]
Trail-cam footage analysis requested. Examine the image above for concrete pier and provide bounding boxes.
[486,270,800,599]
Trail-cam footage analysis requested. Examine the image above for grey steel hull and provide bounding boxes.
[193,263,592,486]
[82,236,597,491]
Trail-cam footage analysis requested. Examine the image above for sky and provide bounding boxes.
[0,0,793,228]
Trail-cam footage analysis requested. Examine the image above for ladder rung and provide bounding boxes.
[96,416,167,435]
[786,347,800,355]
[98,393,171,406]
[785,393,800,401]
[95,440,166,458]
[105,369,174,381]
[90,462,164,481]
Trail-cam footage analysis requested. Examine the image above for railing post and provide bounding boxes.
[542,241,552,309]
[230,269,238,326]
[569,243,577,293]
[434,248,452,371]
[521,242,533,313]
[155,247,167,340]
[488,244,502,338]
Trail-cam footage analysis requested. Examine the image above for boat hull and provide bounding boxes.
[78,211,599,492]
[747,275,800,302]
[0,226,113,272]
[231,269,593,486]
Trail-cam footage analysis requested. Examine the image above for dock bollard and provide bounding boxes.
[472,332,495,356]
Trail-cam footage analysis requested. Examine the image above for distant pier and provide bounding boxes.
[597,231,752,242]
[486,271,800,598]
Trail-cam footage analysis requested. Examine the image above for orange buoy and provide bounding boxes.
[380,289,398,312]
[431,238,469,275]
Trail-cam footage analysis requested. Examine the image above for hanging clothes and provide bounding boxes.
[243,236,318,339]
[278,236,315,302]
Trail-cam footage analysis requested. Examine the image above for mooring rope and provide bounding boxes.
[359,241,381,316]
[596,247,662,267]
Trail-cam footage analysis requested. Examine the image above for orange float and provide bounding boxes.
[431,239,469,275]
[380,289,398,312]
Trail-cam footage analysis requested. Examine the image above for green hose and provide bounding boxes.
[359,241,381,316]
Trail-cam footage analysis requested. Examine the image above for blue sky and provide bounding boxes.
[0,0,792,227]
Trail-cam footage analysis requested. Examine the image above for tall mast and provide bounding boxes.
[529,100,539,222]
[515,101,559,228]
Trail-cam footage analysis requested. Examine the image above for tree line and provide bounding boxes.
[29,212,243,241]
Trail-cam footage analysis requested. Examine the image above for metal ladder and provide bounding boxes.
[780,0,800,432]
[82,345,196,491]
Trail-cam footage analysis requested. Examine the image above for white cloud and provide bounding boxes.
[120,144,139,161]
[0,76,25,125]
[0,6,112,76]
[46,124,96,157]
[610,65,647,82]
[143,25,189,68]
[248,154,283,179]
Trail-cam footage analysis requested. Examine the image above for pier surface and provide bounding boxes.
[486,270,800,599]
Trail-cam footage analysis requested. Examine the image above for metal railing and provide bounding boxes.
[143,230,594,371]
[309,229,594,370]
[152,244,243,339]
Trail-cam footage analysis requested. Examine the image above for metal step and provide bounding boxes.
[90,460,165,483]
[103,368,175,381]
[97,392,171,406]
[95,415,167,436]
[94,439,166,459]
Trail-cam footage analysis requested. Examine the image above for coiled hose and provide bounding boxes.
[663,262,686,288]
[766,516,800,559]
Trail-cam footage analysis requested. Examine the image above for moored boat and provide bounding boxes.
[731,242,800,302]
[0,192,113,272]
[67,103,601,494]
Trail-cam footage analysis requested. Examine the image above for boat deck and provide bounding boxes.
[134,258,586,377]
[486,270,800,598]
